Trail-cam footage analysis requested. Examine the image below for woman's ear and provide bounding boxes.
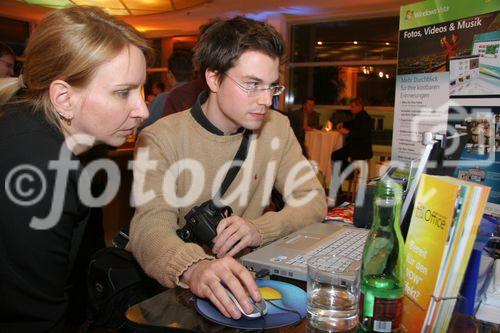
[205,69,221,93]
[49,80,75,121]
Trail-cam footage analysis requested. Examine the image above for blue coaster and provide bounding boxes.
[195,279,307,330]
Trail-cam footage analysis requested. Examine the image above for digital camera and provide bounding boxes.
[176,200,233,246]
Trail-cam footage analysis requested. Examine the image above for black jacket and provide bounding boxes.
[344,109,373,160]
[286,108,321,156]
[287,108,305,153]
[0,104,88,333]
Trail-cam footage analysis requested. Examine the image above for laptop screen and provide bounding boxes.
[472,31,500,80]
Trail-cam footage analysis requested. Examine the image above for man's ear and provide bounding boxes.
[205,69,221,93]
[49,80,76,120]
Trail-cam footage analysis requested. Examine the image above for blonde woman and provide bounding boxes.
[0,7,152,332]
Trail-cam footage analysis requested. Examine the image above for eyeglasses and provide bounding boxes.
[223,73,285,97]
[0,59,14,70]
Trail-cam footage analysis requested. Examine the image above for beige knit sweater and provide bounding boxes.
[129,108,327,288]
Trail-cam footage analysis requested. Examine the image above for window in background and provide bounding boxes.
[150,38,163,68]
[289,65,396,106]
[291,17,399,63]
[374,117,384,131]
[287,16,399,146]
[288,16,399,106]
[145,38,164,100]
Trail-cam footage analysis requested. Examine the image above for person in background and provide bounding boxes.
[330,109,353,174]
[159,23,212,118]
[146,81,165,104]
[287,96,320,156]
[138,49,193,133]
[151,81,165,96]
[0,6,152,332]
[0,42,15,77]
[337,97,373,163]
[302,97,320,131]
[130,16,326,321]
[162,75,208,116]
[154,82,166,101]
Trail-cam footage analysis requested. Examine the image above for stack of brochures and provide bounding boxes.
[401,174,490,332]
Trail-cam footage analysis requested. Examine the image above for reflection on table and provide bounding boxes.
[125,286,306,332]
[305,130,343,186]
[125,281,480,333]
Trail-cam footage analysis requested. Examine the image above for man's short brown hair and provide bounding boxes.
[194,16,286,81]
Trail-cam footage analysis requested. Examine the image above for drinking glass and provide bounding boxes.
[307,255,360,332]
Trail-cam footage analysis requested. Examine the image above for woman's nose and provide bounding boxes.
[132,97,149,120]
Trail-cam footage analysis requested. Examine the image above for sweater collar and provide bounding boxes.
[190,90,244,136]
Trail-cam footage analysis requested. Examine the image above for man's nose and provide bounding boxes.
[257,89,273,107]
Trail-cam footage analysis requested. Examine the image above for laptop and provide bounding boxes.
[239,222,369,281]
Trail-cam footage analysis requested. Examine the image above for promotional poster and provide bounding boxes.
[392,0,499,214]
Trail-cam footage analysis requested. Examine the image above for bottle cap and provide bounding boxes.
[375,180,403,200]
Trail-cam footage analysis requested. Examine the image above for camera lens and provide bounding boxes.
[177,228,191,241]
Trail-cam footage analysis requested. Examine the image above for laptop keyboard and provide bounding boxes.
[285,228,369,271]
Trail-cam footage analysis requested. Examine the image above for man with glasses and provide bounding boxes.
[0,43,15,78]
[130,16,326,320]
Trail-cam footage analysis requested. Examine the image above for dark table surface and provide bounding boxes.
[125,280,316,333]
[125,278,489,333]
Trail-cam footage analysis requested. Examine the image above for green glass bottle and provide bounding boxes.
[359,180,405,332]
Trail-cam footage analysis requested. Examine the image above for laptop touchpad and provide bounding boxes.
[278,233,324,251]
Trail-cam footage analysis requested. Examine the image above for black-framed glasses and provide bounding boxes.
[223,73,285,97]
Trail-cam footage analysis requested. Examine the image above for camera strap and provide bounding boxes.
[216,129,251,199]
[113,129,251,248]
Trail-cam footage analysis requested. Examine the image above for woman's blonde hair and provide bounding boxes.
[0,6,153,130]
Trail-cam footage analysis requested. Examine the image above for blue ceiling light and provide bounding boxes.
[244,6,320,21]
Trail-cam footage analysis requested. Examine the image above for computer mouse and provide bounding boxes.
[224,288,268,319]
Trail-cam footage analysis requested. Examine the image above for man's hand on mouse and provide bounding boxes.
[182,257,262,319]
[212,215,262,258]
